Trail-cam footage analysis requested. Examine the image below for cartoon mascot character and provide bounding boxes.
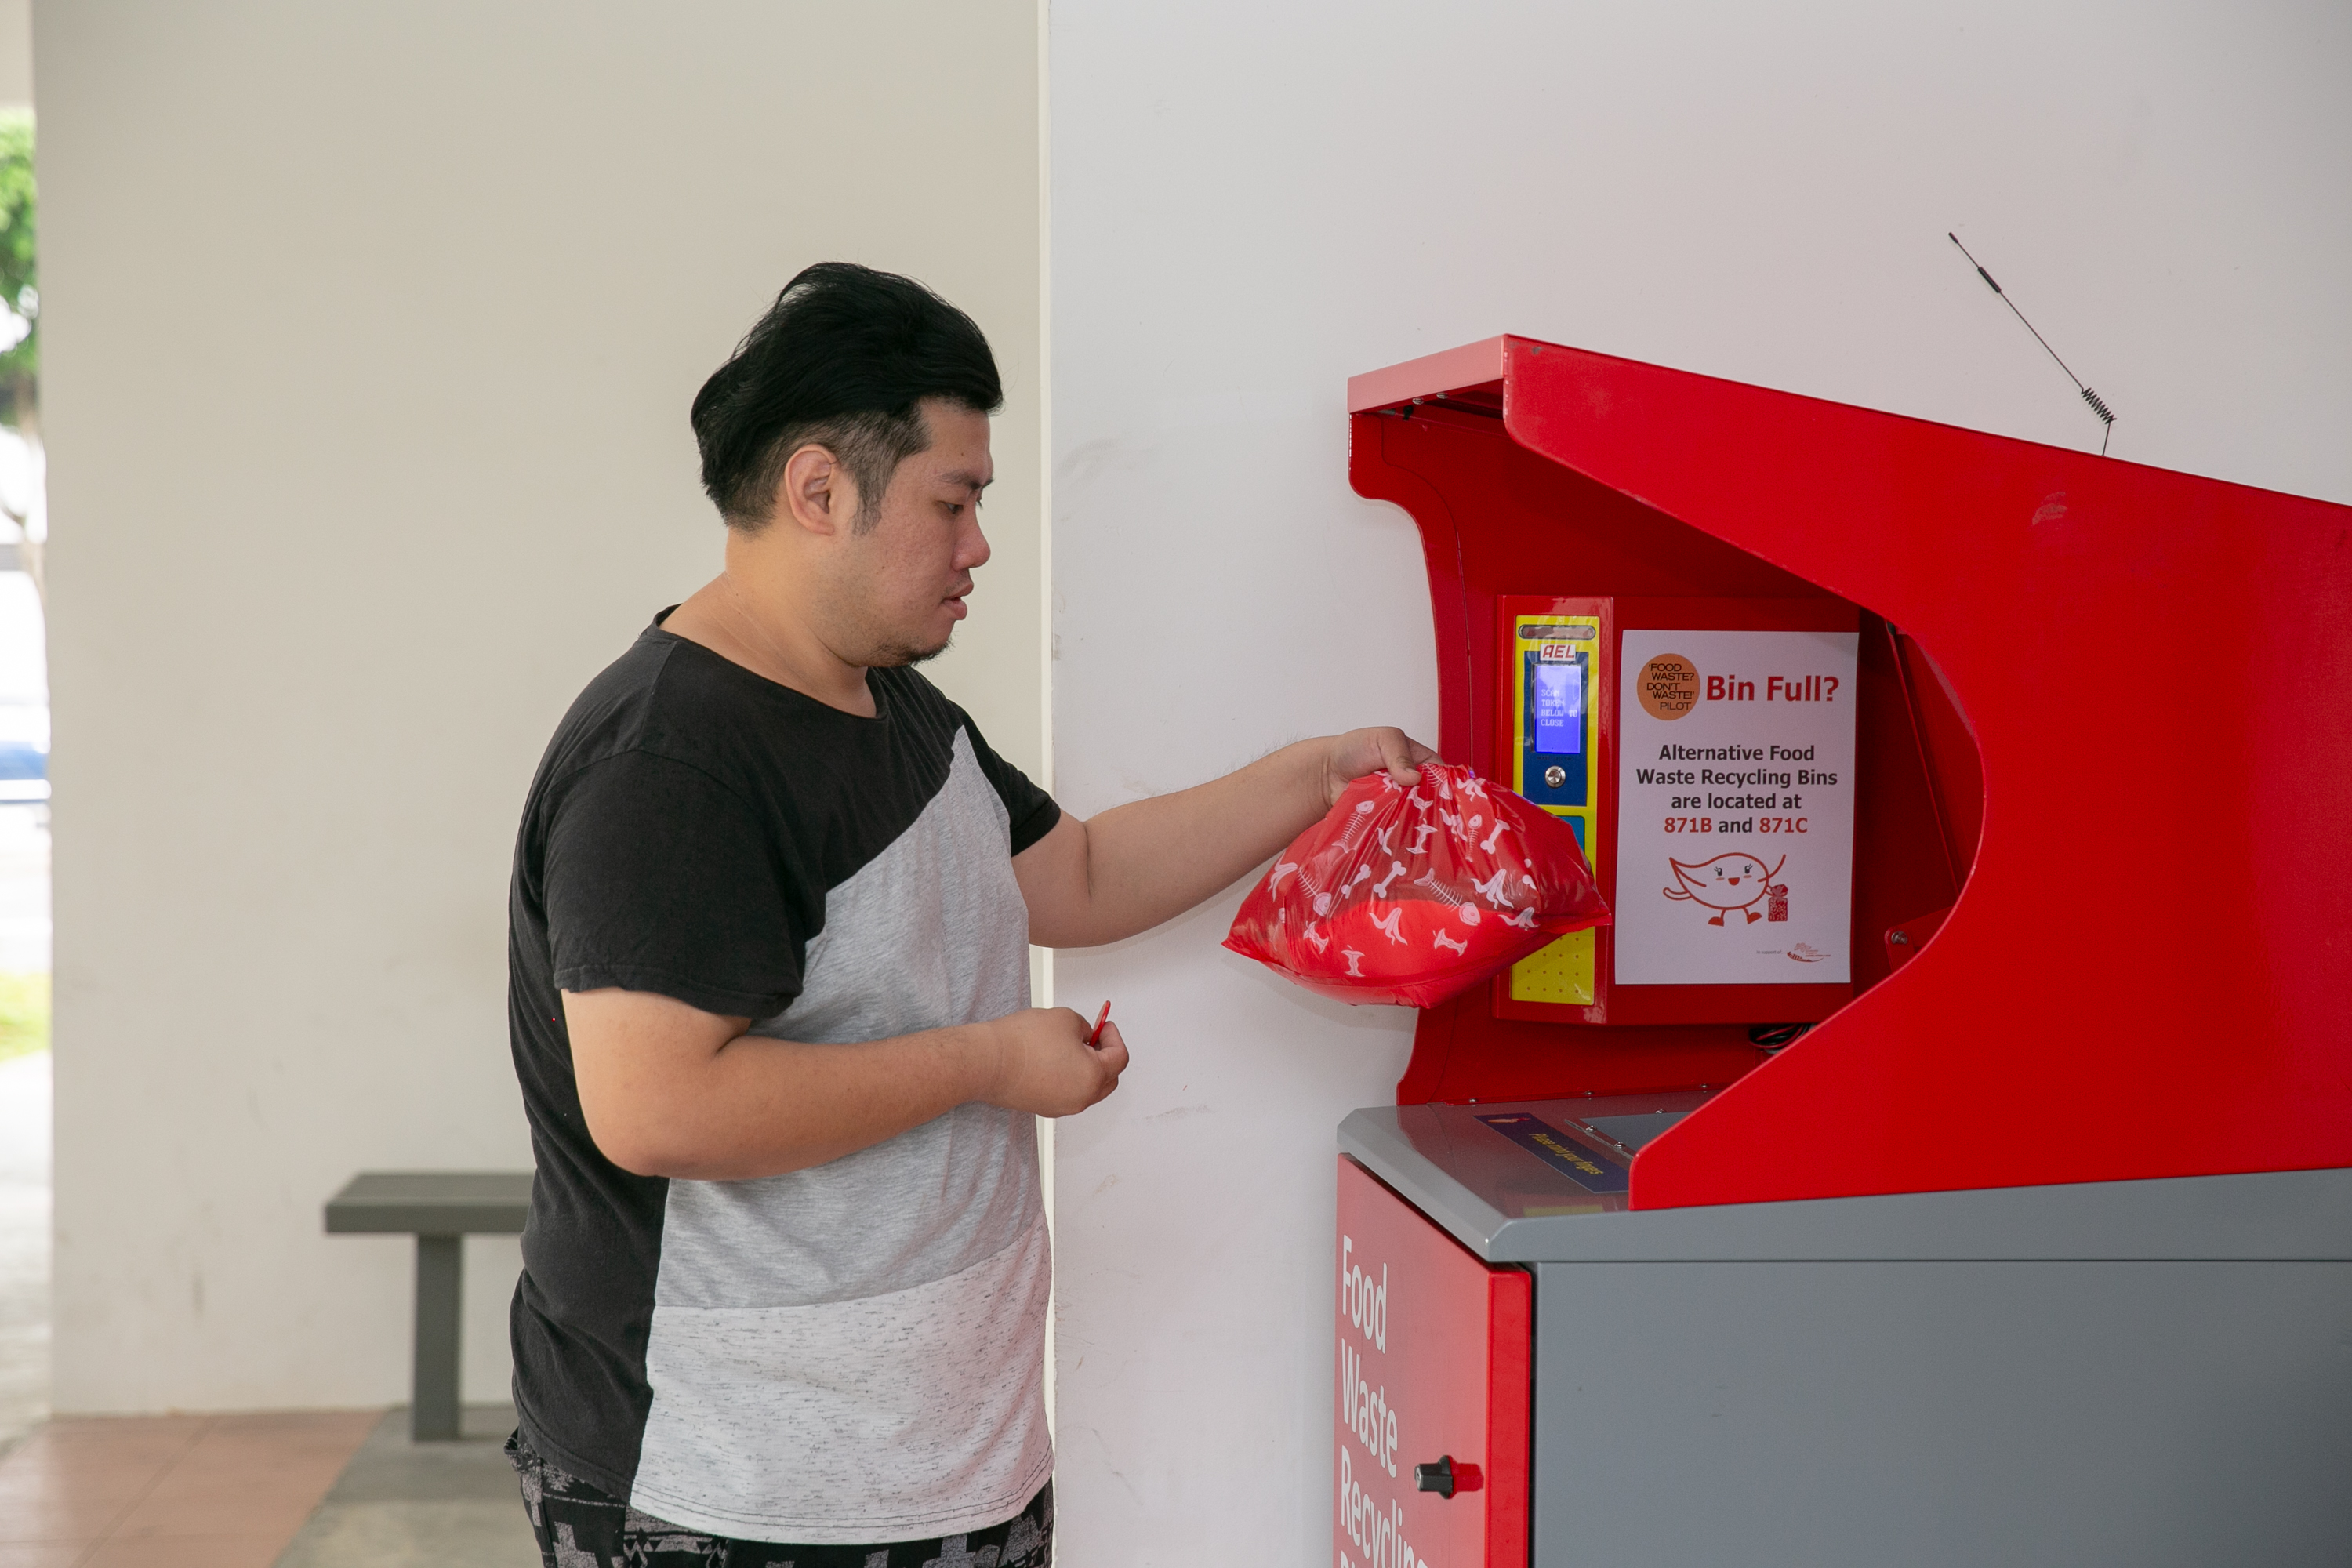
[1664,851,1786,927]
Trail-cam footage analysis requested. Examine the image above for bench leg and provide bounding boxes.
[412,1234,463,1441]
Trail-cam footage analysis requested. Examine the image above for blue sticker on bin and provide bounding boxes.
[1475,1112,1631,1194]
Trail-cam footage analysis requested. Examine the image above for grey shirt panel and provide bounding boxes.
[652,730,1041,1312]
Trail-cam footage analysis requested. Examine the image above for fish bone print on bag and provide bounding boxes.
[1225,762,1610,1008]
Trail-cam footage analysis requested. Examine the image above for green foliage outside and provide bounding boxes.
[0,110,31,432]
[0,971,46,1062]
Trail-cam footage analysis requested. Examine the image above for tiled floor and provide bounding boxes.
[0,1409,379,1568]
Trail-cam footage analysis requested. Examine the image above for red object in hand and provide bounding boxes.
[1224,762,1609,1009]
[1086,1001,1112,1047]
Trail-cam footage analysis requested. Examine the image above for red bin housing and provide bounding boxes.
[1330,336,2352,1567]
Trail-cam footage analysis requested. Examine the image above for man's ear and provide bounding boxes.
[779,443,862,538]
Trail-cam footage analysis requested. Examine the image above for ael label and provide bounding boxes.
[1617,628,1859,985]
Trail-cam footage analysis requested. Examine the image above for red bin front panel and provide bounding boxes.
[1337,1156,1530,1567]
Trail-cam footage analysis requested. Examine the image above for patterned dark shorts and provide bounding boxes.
[506,1431,1052,1568]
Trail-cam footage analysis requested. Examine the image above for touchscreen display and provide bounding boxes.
[1534,658,1583,754]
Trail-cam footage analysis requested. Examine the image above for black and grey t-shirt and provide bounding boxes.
[506,614,1061,1544]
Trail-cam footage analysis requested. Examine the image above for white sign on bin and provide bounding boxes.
[1613,628,1859,986]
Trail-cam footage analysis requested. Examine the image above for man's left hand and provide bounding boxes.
[1314,726,1439,810]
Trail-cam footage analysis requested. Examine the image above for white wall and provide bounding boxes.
[40,0,1044,1413]
[1047,2,2352,1559]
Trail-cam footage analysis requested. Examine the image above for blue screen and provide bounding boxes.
[1534,661,1582,754]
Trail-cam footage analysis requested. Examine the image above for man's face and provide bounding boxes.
[826,399,993,668]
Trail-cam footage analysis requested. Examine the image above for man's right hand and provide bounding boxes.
[979,1007,1130,1117]
[568,990,1129,1181]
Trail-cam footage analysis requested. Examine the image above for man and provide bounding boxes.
[505,262,1432,1566]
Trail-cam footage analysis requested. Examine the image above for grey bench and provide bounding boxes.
[325,1171,532,1440]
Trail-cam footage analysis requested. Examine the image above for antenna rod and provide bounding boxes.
[1948,231,2117,455]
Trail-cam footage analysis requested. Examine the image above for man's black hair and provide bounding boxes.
[691,262,1003,532]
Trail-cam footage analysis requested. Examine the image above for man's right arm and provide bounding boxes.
[566,989,1129,1181]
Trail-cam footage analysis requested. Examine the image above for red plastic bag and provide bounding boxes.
[1223,762,1610,1009]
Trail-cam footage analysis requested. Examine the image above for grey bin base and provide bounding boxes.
[1340,1106,2352,1568]
[1529,1254,2350,1568]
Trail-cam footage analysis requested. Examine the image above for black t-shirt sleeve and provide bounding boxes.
[541,749,805,1018]
[958,710,1062,855]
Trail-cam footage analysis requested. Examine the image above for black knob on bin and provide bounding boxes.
[1414,1456,1457,1498]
